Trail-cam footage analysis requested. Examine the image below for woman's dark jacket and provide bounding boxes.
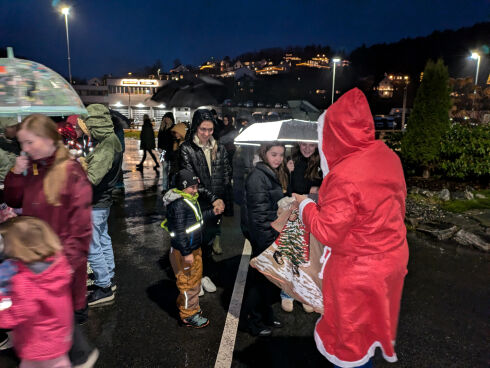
[290,155,322,195]
[244,161,285,255]
[139,119,155,150]
[158,125,174,155]
[164,191,216,256]
[179,139,231,202]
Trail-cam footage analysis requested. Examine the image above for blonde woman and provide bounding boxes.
[4,114,98,366]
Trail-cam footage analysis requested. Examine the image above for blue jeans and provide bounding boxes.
[280,290,293,300]
[161,159,169,191]
[88,208,115,288]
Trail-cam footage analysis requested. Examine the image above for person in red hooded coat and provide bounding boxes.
[293,88,409,368]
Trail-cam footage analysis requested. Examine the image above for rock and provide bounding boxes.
[451,191,466,200]
[453,230,489,252]
[438,189,451,201]
[465,185,476,193]
[421,189,436,198]
[475,193,486,199]
[417,225,460,241]
[464,190,474,200]
[409,186,420,195]
[406,217,420,227]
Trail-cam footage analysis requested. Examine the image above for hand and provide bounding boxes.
[286,160,294,173]
[183,254,194,266]
[12,154,29,175]
[309,186,319,194]
[212,199,225,214]
[292,193,308,206]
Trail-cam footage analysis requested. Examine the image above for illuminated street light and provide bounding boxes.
[60,7,72,84]
[331,57,341,104]
[470,52,481,112]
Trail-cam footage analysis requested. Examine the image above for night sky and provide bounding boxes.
[1,0,489,78]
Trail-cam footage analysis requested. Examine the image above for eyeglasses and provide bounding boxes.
[198,127,214,133]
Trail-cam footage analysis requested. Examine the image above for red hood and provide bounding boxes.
[321,88,375,169]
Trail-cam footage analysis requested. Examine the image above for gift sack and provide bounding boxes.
[250,197,325,314]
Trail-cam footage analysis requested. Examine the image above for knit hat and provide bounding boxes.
[171,122,187,140]
[163,112,175,123]
[176,169,199,190]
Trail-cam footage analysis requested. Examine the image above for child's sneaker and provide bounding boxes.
[182,312,209,328]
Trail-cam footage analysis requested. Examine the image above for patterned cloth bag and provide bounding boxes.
[250,197,325,314]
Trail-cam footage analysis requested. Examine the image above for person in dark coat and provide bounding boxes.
[157,112,175,192]
[137,114,159,172]
[217,114,237,216]
[242,142,289,336]
[179,109,230,290]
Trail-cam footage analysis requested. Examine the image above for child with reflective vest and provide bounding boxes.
[162,169,219,328]
[0,216,73,368]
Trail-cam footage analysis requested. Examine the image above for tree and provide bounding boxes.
[401,59,452,178]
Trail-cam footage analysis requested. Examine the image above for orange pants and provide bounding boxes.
[169,247,203,320]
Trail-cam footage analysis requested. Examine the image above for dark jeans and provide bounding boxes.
[334,360,372,368]
[243,267,279,335]
[138,149,159,166]
[201,214,222,279]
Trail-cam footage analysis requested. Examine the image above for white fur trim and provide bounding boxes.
[317,111,329,178]
[314,318,398,367]
[299,198,314,223]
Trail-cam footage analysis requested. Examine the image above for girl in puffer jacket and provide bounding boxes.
[0,217,74,368]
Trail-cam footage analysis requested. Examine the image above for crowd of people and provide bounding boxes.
[0,88,409,368]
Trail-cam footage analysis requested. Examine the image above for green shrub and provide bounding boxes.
[440,124,490,179]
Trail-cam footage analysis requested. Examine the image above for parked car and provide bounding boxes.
[237,102,243,107]
[257,102,264,107]
[274,103,282,108]
[244,100,254,108]
[223,99,232,107]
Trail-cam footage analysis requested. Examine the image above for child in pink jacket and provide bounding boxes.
[0,216,73,368]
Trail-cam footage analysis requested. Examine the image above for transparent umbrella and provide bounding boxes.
[0,47,87,118]
[234,119,318,146]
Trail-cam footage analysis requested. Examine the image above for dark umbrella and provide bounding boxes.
[151,76,227,108]
[109,109,130,129]
[234,119,318,145]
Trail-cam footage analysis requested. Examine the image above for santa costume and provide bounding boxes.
[299,88,409,367]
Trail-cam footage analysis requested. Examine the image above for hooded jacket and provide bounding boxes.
[84,104,123,207]
[0,117,19,182]
[140,118,156,150]
[299,88,409,367]
[4,154,92,310]
[163,189,216,256]
[244,161,285,255]
[179,109,231,204]
[0,255,73,361]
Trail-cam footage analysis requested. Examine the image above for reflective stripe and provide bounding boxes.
[169,232,175,237]
[183,198,202,221]
[185,222,202,234]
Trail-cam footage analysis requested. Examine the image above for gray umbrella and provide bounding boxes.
[234,119,318,145]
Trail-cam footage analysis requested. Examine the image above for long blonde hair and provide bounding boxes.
[0,217,61,263]
[20,114,70,206]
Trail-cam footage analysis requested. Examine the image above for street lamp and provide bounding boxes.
[60,7,72,84]
[470,52,481,112]
[331,57,341,104]
[401,75,410,130]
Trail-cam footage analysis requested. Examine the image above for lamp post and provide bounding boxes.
[331,57,341,104]
[401,75,410,130]
[127,72,132,119]
[60,7,72,84]
[470,52,481,112]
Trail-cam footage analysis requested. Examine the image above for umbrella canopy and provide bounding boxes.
[0,47,87,117]
[234,119,318,146]
[109,109,130,129]
[151,76,227,108]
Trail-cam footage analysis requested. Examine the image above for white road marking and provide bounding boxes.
[214,239,252,368]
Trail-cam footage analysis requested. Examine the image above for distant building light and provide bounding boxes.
[136,103,145,108]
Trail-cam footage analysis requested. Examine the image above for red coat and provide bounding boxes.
[0,255,73,361]
[301,88,409,367]
[4,153,92,310]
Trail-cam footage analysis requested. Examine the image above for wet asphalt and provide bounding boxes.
[0,139,488,368]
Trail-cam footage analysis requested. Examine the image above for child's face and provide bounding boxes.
[183,184,198,196]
